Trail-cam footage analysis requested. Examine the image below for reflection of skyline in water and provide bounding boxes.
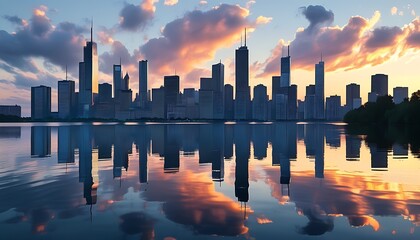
[0,123,419,239]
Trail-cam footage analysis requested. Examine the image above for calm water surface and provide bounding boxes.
[0,122,419,239]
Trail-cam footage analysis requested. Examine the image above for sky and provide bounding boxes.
[1,0,420,116]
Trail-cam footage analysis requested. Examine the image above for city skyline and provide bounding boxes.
[1,1,420,116]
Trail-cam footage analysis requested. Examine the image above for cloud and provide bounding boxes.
[184,68,211,88]
[164,0,178,6]
[0,6,86,74]
[199,1,208,5]
[391,7,398,16]
[299,5,334,32]
[256,16,273,25]
[257,6,420,77]
[119,0,157,31]
[4,15,28,26]
[140,4,256,77]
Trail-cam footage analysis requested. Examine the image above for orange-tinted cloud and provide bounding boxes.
[258,5,420,77]
[140,4,258,77]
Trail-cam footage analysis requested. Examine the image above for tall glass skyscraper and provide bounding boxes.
[79,26,98,118]
[212,62,224,119]
[235,31,250,120]
[315,60,325,120]
[280,47,291,87]
[139,60,148,108]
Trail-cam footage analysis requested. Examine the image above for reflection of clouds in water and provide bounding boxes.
[119,212,155,239]
[142,171,249,236]
[265,168,420,230]
[296,206,334,236]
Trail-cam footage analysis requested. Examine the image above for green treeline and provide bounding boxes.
[344,90,420,125]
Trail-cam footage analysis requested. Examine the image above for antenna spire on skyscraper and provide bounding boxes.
[288,45,290,57]
[244,28,247,47]
[90,18,93,42]
[65,65,67,81]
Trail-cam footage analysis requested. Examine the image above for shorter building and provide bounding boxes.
[98,83,112,103]
[368,92,378,103]
[58,80,76,119]
[152,87,165,119]
[325,95,341,121]
[252,84,268,121]
[199,90,214,119]
[393,87,408,104]
[224,84,234,119]
[31,85,51,120]
[0,105,21,117]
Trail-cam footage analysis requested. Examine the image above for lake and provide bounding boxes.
[0,122,419,239]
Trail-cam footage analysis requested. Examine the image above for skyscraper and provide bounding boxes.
[224,84,234,119]
[79,25,98,118]
[58,80,75,119]
[271,76,281,120]
[325,95,341,121]
[164,75,180,119]
[393,87,408,104]
[304,85,316,120]
[212,62,224,119]
[235,30,250,120]
[371,74,388,96]
[139,60,148,108]
[113,64,122,99]
[199,78,214,119]
[31,85,51,120]
[280,47,291,87]
[252,84,268,121]
[346,83,360,110]
[98,83,112,103]
[315,60,325,119]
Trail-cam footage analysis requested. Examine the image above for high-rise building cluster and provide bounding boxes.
[28,28,410,121]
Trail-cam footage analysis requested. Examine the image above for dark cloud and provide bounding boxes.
[0,6,86,74]
[119,0,156,31]
[4,15,26,26]
[300,5,334,31]
[365,26,403,49]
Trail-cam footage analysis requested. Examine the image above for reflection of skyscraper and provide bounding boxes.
[252,124,268,160]
[58,126,75,163]
[78,125,97,205]
[113,125,131,178]
[224,124,234,159]
[164,125,180,173]
[315,124,325,178]
[325,125,341,148]
[393,143,408,159]
[137,126,149,183]
[370,144,388,171]
[211,124,224,182]
[234,124,250,203]
[31,126,51,158]
[304,124,325,178]
[235,35,250,120]
[94,125,113,160]
[346,135,361,161]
